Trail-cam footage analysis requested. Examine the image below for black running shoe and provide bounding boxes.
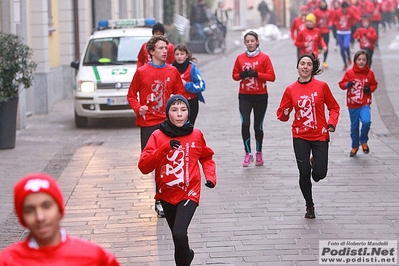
[305,207,316,219]
[155,201,165,218]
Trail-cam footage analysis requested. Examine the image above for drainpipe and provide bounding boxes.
[91,0,96,30]
[72,0,80,60]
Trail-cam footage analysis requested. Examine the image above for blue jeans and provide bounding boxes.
[191,23,206,41]
[337,33,351,65]
[348,105,371,148]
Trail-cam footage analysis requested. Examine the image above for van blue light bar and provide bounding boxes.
[98,18,156,29]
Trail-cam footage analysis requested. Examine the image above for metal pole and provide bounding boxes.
[72,0,80,60]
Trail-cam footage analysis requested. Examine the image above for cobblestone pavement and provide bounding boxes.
[1,26,399,265]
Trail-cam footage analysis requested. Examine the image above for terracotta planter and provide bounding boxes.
[0,96,18,149]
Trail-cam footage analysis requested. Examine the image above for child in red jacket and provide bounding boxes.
[353,16,378,67]
[314,0,334,68]
[290,5,309,59]
[339,50,378,157]
[138,94,216,266]
[128,35,185,218]
[295,13,327,58]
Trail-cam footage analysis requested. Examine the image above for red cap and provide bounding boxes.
[14,173,64,227]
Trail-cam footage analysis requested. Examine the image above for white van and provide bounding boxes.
[70,19,154,127]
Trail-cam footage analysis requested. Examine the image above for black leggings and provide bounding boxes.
[140,124,160,193]
[370,21,380,45]
[364,47,374,67]
[140,124,160,151]
[161,200,198,266]
[321,33,329,62]
[293,138,329,208]
[187,98,199,126]
[239,94,268,153]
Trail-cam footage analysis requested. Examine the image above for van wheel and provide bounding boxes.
[74,111,88,128]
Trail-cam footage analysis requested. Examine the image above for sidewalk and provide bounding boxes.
[1,26,399,265]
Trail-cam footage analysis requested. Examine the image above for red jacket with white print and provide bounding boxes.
[232,52,276,95]
[138,129,216,205]
[276,78,340,141]
[127,62,185,127]
[338,63,378,108]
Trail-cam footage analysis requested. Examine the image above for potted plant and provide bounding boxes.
[0,32,37,149]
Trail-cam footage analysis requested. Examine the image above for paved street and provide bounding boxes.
[1,26,399,265]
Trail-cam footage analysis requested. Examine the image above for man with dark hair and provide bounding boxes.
[258,0,271,25]
[137,22,175,68]
[190,0,209,40]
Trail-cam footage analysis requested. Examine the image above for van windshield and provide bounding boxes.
[82,36,149,65]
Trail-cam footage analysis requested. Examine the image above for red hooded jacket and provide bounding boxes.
[353,26,378,50]
[138,129,216,205]
[339,62,378,108]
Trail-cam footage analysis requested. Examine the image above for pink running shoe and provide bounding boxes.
[255,152,264,166]
[243,153,253,167]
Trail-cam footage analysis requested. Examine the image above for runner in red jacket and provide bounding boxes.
[369,0,382,45]
[358,0,374,16]
[277,53,340,219]
[332,1,361,70]
[295,13,327,58]
[338,50,378,156]
[308,0,321,12]
[127,35,185,218]
[127,35,185,144]
[291,5,309,59]
[353,16,378,66]
[138,95,216,266]
[0,173,120,266]
[232,31,276,167]
[314,0,334,68]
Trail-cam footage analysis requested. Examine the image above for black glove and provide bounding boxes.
[363,86,371,94]
[346,81,354,88]
[328,124,335,132]
[247,70,258,78]
[239,70,250,79]
[170,139,181,149]
[205,180,215,188]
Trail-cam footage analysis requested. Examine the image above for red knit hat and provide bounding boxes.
[14,173,65,227]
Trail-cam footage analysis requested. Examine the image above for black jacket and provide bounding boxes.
[190,3,208,25]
